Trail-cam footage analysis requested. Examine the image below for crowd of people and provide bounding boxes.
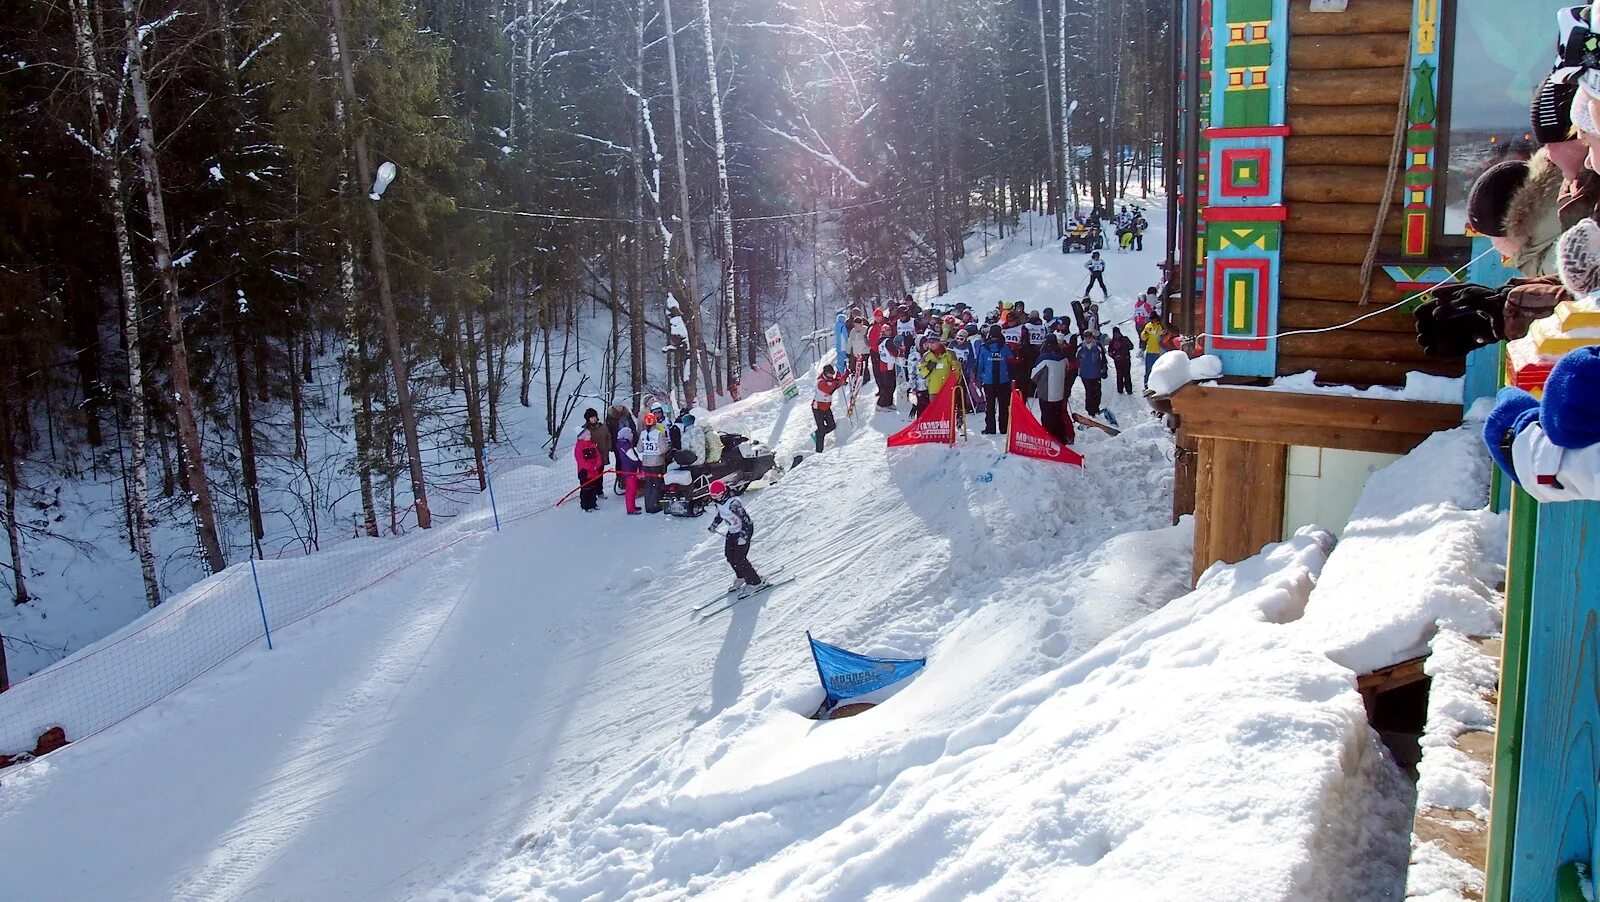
[819,275,1179,450]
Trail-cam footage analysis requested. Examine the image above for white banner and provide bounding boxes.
[766,324,799,400]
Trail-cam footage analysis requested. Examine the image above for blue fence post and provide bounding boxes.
[248,557,273,650]
[485,460,502,531]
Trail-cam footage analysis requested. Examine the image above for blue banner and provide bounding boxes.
[808,632,925,714]
[834,313,849,373]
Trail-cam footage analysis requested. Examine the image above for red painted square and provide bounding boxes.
[1219,147,1273,199]
[1208,258,1272,352]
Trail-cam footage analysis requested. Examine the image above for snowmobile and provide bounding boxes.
[1060,224,1104,255]
[659,431,780,517]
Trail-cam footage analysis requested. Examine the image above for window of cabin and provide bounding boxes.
[1440,0,1569,237]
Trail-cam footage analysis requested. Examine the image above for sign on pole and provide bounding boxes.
[766,324,799,400]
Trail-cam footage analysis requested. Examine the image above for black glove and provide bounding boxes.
[1414,283,1506,359]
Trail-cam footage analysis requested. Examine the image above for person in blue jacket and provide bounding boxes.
[1076,330,1108,419]
[973,325,1017,434]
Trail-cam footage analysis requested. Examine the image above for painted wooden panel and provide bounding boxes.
[1203,0,1289,378]
[1509,501,1600,899]
[1485,489,1538,902]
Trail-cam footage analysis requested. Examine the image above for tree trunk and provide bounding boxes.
[123,0,227,574]
[329,0,431,528]
[629,2,649,410]
[462,306,488,490]
[0,390,28,606]
[231,307,265,554]
[661,0,714,409]
[698,0,739,391]
[1035,0,1062,235]
[73,0,163,608]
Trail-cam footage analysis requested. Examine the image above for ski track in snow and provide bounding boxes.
[0,197,1427,900]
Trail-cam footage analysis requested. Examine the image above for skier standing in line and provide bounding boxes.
[1030,335,1075,445]
[919,335,962,409]
[1077,330,1109,420]
[1108,326,1135,396]
[811,363,850,453]
[846,315,872,379]
[1085,251,1109,300]
[708,479,766,593]
[637,411,670,513]
[871,313,900,411]
[604,404,637,472]
[614,425,642,515]
[974,324,1016,434]
[1141,314,1169,384]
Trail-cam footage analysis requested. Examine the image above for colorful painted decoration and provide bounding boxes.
[1202,0,1287,377]
[1402,0,1441,257]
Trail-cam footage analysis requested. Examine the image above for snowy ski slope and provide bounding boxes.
[1,200,1479,899]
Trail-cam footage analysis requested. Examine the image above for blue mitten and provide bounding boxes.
[1484,387,1541,483]
[1542,346,1600,449]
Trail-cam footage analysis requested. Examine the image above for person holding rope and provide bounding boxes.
[574,415,603,512]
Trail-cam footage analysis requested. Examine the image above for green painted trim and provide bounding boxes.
[1555,861,1590,902]
[1485,487,1539,902]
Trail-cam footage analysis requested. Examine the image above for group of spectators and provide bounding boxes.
[573,402,718,515]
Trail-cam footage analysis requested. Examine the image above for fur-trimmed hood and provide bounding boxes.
[1506,149,1566,277]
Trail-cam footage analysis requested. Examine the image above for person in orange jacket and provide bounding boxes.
[812,364,850,452]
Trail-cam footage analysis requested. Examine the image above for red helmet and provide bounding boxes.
[709,479,730,500]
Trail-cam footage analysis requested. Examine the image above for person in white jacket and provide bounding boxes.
[1084,251,1108,300]
[707,479,767,593]
[845,317,871,378]
[1030,335,1073,444]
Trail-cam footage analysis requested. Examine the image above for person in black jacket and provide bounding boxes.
[605,404,638,470]
[1107,327,1135,395]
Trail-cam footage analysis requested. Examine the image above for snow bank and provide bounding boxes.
[1293,424,1504,674]
[470,530,1409,900]
[1252,371,1465,405]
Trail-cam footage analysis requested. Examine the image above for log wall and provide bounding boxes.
[1277,0,1461,385]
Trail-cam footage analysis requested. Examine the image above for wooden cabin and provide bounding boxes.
[1167,0,1564,580]
[1170,4,1599,900]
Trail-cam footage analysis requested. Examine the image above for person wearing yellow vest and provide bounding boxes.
[1140,314,1168,386]
[918,335,962,410]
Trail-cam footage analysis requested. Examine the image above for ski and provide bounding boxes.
[695,576,795,619]
[1072,412,1121,436]
[691,566,786,612]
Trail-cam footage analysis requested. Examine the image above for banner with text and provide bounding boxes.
[886,378,957,447]
[1007,390,1085,466]
[766,324,799,400]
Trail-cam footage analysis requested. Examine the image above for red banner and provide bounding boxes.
[1007,390,1085,466]
[887,378,957,447]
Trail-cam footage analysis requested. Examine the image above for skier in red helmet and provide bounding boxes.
[707,479,766,594]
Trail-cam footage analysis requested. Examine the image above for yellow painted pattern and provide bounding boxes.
[1231,278,1248,331]
[1415,0,1439,55]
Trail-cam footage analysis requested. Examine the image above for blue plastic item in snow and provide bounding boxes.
[808,632,926,717]
[834,313,849,373]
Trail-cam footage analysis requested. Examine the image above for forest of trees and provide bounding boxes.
[0,0,1171,629]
